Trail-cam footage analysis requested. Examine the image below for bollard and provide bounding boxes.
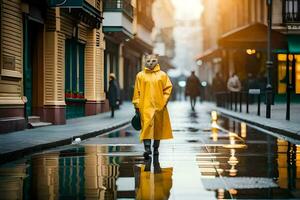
[246,92,249,113]
[257,93,261,116]
[239,92,242,112]
[234,92,237,111]
[230,92,233,110]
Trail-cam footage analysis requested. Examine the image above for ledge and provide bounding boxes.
[1,69,22,79]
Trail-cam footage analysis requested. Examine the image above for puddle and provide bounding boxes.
[1,105,300,199]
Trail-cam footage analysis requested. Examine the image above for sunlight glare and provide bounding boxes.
[172,0,204,20]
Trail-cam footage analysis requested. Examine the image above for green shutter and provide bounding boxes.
[78,43,85,93]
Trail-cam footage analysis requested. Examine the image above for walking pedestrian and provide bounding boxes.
[212,72,226,106]
[132,54,173,160]
[185,71,201,111]
[108,73,120,118]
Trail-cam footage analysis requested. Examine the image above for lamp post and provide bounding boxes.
[266,0,273,118]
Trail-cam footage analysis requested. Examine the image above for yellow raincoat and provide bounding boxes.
[132,64,173,141]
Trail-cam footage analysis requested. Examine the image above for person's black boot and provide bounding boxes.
[153,140,160,156]
[153,155,161,173]
[143,139,151,160]
[144,157,152,172]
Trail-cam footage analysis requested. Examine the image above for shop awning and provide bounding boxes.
[288,35,300,54]
[48,0,103,28]
[273,35,300,54]
[195,47,221,61]
[218,23,286,50]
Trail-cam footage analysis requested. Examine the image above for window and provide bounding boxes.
[96,32,100,47]
[277,54,300,94]
[283,0,300,23]
[65,39,85,96]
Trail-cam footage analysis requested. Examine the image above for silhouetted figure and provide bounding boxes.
[212,72,226,106]
[185,71,201,111]
[108,73,120,118]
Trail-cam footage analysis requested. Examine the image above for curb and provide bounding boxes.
[211,107,300,140]
[0,121,131,165]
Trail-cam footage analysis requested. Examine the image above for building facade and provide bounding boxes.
[102,0,134,104]
[122,0,154,100]
[103,0,155,101]
[0,0,105,133]
[152,0,175,71]
[198,0,300,102]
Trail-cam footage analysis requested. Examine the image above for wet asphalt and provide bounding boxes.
[0,101,300,199]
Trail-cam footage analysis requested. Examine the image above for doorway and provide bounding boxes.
[23,18,44,117]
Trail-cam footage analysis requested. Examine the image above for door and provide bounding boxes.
[24,19,43,116]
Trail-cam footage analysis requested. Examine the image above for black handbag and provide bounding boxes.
[131,111,142,131]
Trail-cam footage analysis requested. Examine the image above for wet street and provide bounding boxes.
[1,102,300,199]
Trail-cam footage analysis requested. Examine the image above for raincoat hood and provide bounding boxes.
[144,64,160,73]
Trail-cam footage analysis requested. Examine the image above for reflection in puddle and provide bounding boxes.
[203,113,300,199]
[135,156,173,200]
[1,106,300,199]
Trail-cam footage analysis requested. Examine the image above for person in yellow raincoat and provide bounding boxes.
[132,54,173,159]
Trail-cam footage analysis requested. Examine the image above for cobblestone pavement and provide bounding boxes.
[1,101,300,199]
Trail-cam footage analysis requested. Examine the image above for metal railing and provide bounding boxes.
[103,0,133,19]
[215,90,269,117]
[283,0,300,23]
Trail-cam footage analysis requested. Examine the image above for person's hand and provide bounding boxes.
[116,100,120,105]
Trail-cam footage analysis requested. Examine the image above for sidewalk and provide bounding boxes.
[230,102,300,124]
[0,102,134,164]
[208,102,300,140]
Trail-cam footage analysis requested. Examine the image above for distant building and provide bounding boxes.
[197,0,300,102]
[103,0,155,101]
[152,0,175,72]
[102,0,134,104]
[122,0,155,100]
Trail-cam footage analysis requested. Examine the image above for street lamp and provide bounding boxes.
[266,0,273,118]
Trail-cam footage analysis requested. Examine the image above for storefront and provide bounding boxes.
[275,35,300,102]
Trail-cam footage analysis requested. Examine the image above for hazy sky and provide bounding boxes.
[172,0,203,20]
[169,0,203,77]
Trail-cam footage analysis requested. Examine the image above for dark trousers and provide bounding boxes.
[190,97,196,110]
[143,139,160,149]
[111,106,115,118]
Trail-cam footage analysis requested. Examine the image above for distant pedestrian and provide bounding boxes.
[212,72,225,94]
[185,71,201,111]
[132,54,173,160]
[227,73,242,92]
[212,72,226,106]
[108,73,120,118]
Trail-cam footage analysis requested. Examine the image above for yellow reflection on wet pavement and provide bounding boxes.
[135,165,173,200]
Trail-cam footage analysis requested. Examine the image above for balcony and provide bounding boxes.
[48,0,103,28]
[103,0,134,39]
[103,0,133,20]
[283,0,300,24]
